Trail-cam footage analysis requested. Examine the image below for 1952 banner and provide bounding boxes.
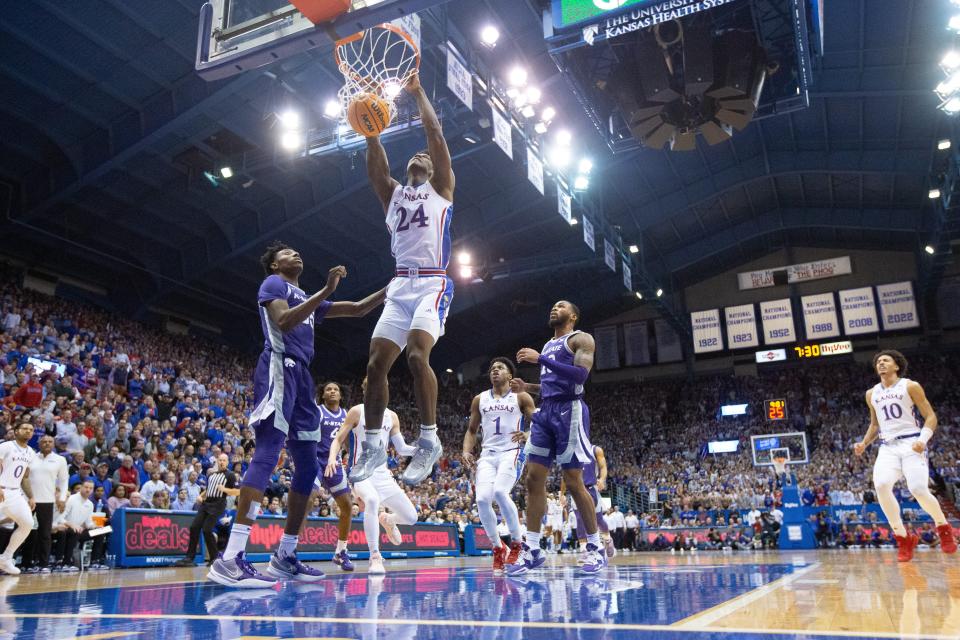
[724,304,758,349]
[876,281,920,331]
[110,509,460,567]
[691,309,723,354]
[759,299,796,345]
[838,287,878,335]
[801,293,840,340]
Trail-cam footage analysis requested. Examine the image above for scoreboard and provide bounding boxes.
[765,398,787,421]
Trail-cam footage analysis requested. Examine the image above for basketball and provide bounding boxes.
[347,92,392,137]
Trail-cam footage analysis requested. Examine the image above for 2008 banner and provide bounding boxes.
[111,509,460,567]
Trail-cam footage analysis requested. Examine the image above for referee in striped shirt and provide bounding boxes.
[175,454,239,567]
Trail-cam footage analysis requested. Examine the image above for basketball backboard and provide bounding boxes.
[195,0,444,81]
[750,432,809,466]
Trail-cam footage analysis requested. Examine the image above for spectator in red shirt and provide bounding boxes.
[12,377,43,408]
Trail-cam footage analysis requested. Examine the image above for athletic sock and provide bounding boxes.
[364,428,382,448]
[277,533,298,559]
[525,531,541,550]
[223,524,251,561]
[419,424,438,446]
[586,532,601,549]
[336,539,348,553]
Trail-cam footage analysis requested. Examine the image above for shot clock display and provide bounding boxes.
[765,398,787,421]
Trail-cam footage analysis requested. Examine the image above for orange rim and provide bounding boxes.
[334,22,421,77]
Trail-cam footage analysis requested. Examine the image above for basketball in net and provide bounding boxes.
[334,23,420,136]
[347,92,392,137]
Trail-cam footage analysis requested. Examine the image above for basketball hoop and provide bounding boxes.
[772,456,788,477]
[334,23,420,122]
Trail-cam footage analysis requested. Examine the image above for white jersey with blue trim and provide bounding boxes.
[347,406,393,472]
[386,181,453,271]
[870,377,922,441]
[479,390,523,455]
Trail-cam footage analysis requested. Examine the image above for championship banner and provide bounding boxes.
[738,256,852,291]
[800,292,840,340]
[724,304,759,349]
[582,216,595,251]
[527,146,544,195]
[492,107,513,159]
[603,239,617,271]
[622,259,632,291]
[838,287,879,335]
[445,43,473,111]
[759,298,796,345]
[690,309,723,354]
[876,281,920,331]
[594,325,620,370]
[624,321,650,366]
[557,187,572,224]
[654,318,683,363]
[110,509,459,567]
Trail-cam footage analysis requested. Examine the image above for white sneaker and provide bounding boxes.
[0,558,19,576]
[379,512,402,546]
[368,553,386,575]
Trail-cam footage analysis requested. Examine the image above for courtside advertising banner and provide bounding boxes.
[838,287,879,335]
[724,304,759,349]
[759,299,796,345]
[876,281,920,331]
[691,309,723,353]
[110,509,459,567]
[801,292,840,340]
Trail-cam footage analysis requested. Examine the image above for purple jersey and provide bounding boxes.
[317,404,346,456]
[539,331,586,399]
[257,274,331,364]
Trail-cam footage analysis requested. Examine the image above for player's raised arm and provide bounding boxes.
[462,395,481,467]
[854,389,880,456]
[907,380,937,452]
[405,71,454,200]
[326,286,388,318]
[365,136,400,213]
[265,266,346,333]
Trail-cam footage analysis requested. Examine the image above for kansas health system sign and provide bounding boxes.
[554,0,739,43]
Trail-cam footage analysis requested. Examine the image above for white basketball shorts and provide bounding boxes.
[372,275,454,349]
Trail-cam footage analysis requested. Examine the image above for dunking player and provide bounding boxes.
[312,382,356,571]
[352,70,455,487]
[462,357,535,574]
[561,444,616,557]
[507,300,606,575]
[0,422,36,575]
[208,243,385,588]
[327,379,419,574]
[854,350,957,561]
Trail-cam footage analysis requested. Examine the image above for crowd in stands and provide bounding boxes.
[0,263,957,571]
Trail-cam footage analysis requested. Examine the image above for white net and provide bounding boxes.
[334,23,420,119]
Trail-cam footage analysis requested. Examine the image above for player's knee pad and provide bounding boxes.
[287,441,320,495]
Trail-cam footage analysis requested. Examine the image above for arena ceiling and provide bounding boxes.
[0,0,954,372]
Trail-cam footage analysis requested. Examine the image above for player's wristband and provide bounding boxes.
[918,427,934,444]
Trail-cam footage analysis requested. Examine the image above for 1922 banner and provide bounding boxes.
[759,299,796,345]
[801,293,840,340]
[691,309,723,354]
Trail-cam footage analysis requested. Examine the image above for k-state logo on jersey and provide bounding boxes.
[284,358,296,368]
